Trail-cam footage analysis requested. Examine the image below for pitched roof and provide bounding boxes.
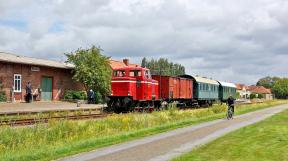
[0,52,140,70]
[248,85,272,94]
[109,59,139,69]
[0,52,74,69]
[235,84,249,90]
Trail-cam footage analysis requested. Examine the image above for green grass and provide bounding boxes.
[172,109,288,161]
[0,100,287,161]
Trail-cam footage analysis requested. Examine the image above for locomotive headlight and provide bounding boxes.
[128,91,131,96]
[111,90,113,95]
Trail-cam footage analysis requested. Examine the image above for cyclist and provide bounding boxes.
[227,95,235,116]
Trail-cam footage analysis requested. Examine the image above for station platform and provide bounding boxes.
[0,101,104,114]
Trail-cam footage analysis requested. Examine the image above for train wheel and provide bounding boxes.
[106,99,114,112]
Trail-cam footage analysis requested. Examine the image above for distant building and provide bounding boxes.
[248,85,273,100]
[236,84,251,99]
[0,52,138,102]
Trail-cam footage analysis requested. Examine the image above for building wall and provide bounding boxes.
[0,62,83,102]
[237,89,251,99]
[265,94,273,100]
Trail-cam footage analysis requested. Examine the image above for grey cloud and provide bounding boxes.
[0,0,288,84]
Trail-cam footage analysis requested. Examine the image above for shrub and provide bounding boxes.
[236,92,240,99]
[64,90,87,100]
[0,81,6,102]
[250,93,257,99]
[0,91,6,102]
[257,94,264,99]
[94,91,103,104]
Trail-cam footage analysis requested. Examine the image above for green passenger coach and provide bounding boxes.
[192,76,219,106]
[218,81,237,102]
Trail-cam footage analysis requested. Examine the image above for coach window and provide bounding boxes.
[14,74,22,92]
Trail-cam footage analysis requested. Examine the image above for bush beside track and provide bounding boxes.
[0,100,287,161]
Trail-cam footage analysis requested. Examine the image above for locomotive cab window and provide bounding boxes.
[129,70,141,77]
[144,70,151,79]
[113,70,126,77]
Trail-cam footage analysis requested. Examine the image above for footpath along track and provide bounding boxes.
[58,104,288,161]
[0,108,110,126]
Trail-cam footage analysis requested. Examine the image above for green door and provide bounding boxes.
[41,77,52,101]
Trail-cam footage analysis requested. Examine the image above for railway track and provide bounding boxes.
[0,113,109,126]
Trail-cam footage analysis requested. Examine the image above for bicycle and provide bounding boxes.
[227,105,234,120]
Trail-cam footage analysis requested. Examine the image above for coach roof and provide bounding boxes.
[180,74,219,85]
[193,76,219,85]
[218,81,236,88]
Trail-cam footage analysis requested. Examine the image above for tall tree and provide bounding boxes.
[272,78,288,99]
[65,45,112,97]
[256,76,280,89]
[141,57,185,76]
[141,57,147,67]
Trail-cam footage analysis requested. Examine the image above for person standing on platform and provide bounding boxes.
[25,81,32,103]
[87,89,95,104]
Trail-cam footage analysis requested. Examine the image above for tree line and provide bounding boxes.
[141,57,185,76]
[257,76,288,99]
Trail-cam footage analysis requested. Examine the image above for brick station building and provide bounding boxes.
[0,52,84,102]
[0,52,138,102]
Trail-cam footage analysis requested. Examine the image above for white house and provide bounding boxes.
[236,84,251,99]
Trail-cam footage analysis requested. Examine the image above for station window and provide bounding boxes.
[14,74,22,92]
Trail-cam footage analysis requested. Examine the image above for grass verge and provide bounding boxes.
[172,109,288,161]
[0,100,287,161]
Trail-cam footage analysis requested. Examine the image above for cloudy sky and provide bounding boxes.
[0,0,287,84]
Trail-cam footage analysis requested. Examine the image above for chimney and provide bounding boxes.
[123,59,129,66]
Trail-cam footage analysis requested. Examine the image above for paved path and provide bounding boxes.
[59,104,288,161]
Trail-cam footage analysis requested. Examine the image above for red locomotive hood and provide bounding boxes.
[112,77,136,81]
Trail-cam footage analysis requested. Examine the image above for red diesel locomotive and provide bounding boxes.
[107,66,159,112]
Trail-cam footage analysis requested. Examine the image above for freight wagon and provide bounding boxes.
[152,75,193,106]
